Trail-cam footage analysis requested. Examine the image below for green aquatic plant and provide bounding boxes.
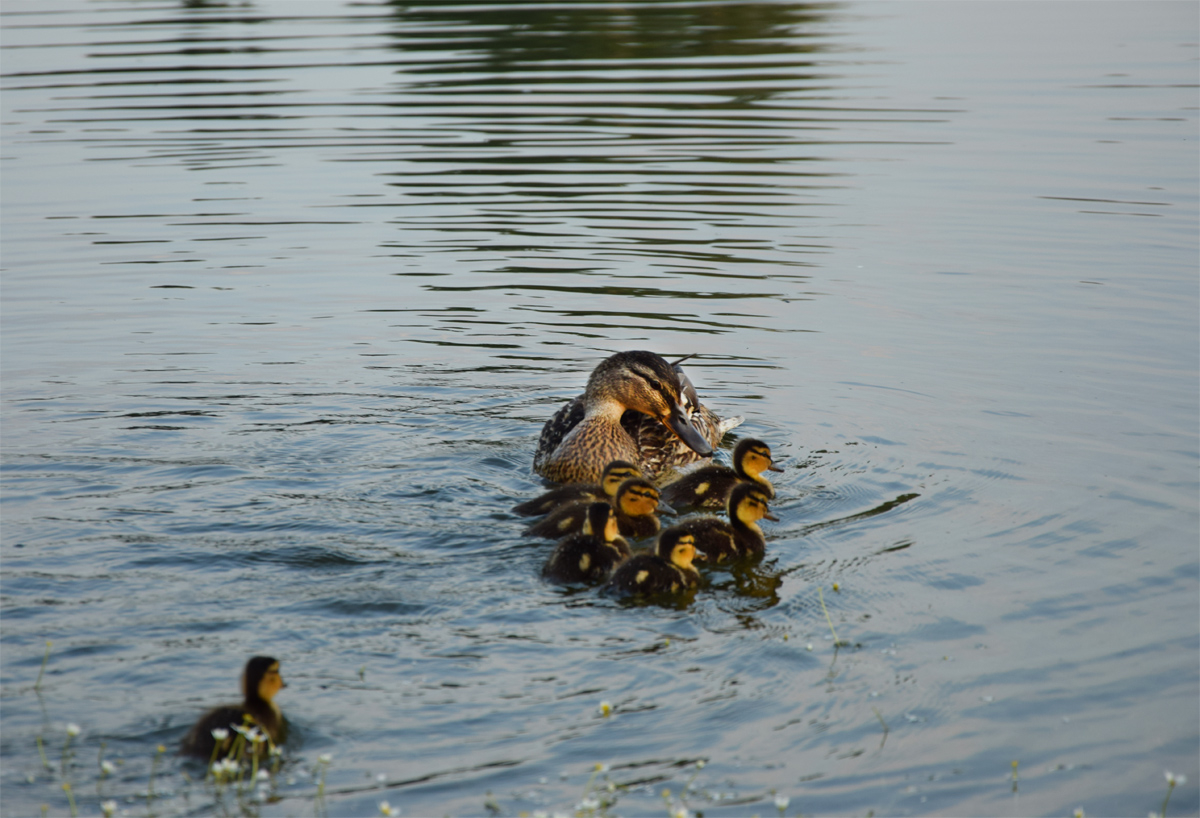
[61,782,78,818]
[1160,770,1187,817]
[34,641,52,691]
[817,585,846,647]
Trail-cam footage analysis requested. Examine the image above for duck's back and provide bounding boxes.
[544,534,630,584]
[676,516,740,563]
[605,554,689,595]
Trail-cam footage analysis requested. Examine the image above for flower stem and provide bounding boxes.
[817,586,843,646]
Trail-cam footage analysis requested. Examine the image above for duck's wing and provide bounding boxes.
[532,395,585,476]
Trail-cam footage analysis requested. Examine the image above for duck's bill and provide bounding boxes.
[666,406,712,456]
[763,511,781,522]
[768,463,785,473]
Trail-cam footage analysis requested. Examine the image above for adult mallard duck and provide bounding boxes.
[533,351,734,484]
[660,437,783,509]
[512,460,642,517]
[180,656,287,760]
[676,482,778,563]
[525,477,667,540]
[543,501,632,585]
[604,526,705,597]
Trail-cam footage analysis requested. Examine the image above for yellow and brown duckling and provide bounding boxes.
[660,437,783,509]
[526,477,668,540]
[512,460,642,517]
[676,482,778,563]
[604,526,705,596]
[543,501,632,585]
[180,656,287,760]
[532,350,715,484]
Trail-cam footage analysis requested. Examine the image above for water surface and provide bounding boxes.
[2,1,1197,816]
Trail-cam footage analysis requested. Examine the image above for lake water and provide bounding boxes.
[2,1,1197,816]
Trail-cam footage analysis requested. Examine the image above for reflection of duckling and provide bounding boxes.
[543,502,631,584]
[677,483,778,563]
[512,460,641,517]
[604,527,705,596]
[180,657,287,759]
[661,437,783,509]
[533,351,714,484]
[525,477,666,540]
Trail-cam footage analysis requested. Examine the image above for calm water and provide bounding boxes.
[2,1,1197,816]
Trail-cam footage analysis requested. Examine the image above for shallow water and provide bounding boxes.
[2,1,1197,816]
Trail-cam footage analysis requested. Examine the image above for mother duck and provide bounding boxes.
[534,350,728,484]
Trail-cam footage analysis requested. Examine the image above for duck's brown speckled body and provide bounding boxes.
[676,483,778,563]
[180,657,287,760]
[604,527,705,597]
[512,460,641,517]
[525,477,665,540]
[533,352,737,484]
[660,437,783,510]
[543,502,632,584]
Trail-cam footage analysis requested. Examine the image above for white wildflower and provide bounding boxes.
[66,723,81,737]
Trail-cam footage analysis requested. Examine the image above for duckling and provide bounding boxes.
[604,526,705,596]
[543,501,632,584]
[180,656,287,760]
[525,477,666,540]
[512,460,642,517]
[532,350,714,484]
[676,482,779,563]
[660,437,783,509]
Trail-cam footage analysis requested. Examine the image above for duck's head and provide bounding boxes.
[733,438,784,479]
[243,656,286,704]
[729,483,779,525]
[580,501,620,542]
[599,460,642,498]
[587,351,712,457]
[656,527,704,570]
[615,477,665,519]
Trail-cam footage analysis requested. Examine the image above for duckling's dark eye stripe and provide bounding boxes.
[629,488,657,501]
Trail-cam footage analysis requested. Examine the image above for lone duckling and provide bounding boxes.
[533,350,713,484]
[604,526,705,597]
[525,477,667,540]
[543,501,632,584]
[180,656,287,760]
[660,437,783,509]
[512,460,642,517]
[677,482,778,563]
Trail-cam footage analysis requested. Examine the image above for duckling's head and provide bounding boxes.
[587,351,712,457]
[615,477,662,519]
[656,527,704,570]
[599,460,642,498]
[734,438,784,479]
[243,656,286,705]
[729,483,779,525]
[580,501,618,542]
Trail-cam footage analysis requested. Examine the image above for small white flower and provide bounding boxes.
[100,760,116,776]
[1165,771,1187,786]
[101,801,117,817]
[695,759,705,769]
[598,701,612,717]
[671,807,689,818]
[211,727,229,742]
[578,796,600,811]
[256,769,270,781]
[379,801,398,816]
[376,773,387,785]
[65,723,81,737]
[594,762,609,773]
[775,794,791,811]
[1074,809,1085,818]
[318,753,332,765]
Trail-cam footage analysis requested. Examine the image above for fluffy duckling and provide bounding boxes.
[543,501,632,584]
[677,482,778,563]
[512,460,642,517]
[525,477,667,540]
[660,437,783,509]
[180,656,287,759]
[533,351,713,484]
[604,526,705,596]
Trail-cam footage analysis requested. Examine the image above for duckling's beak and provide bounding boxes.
[763,510,780,522]
[768,462,784,473]
[665,402,712,457]
[657,498,677,517]
[692,550,708,562]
